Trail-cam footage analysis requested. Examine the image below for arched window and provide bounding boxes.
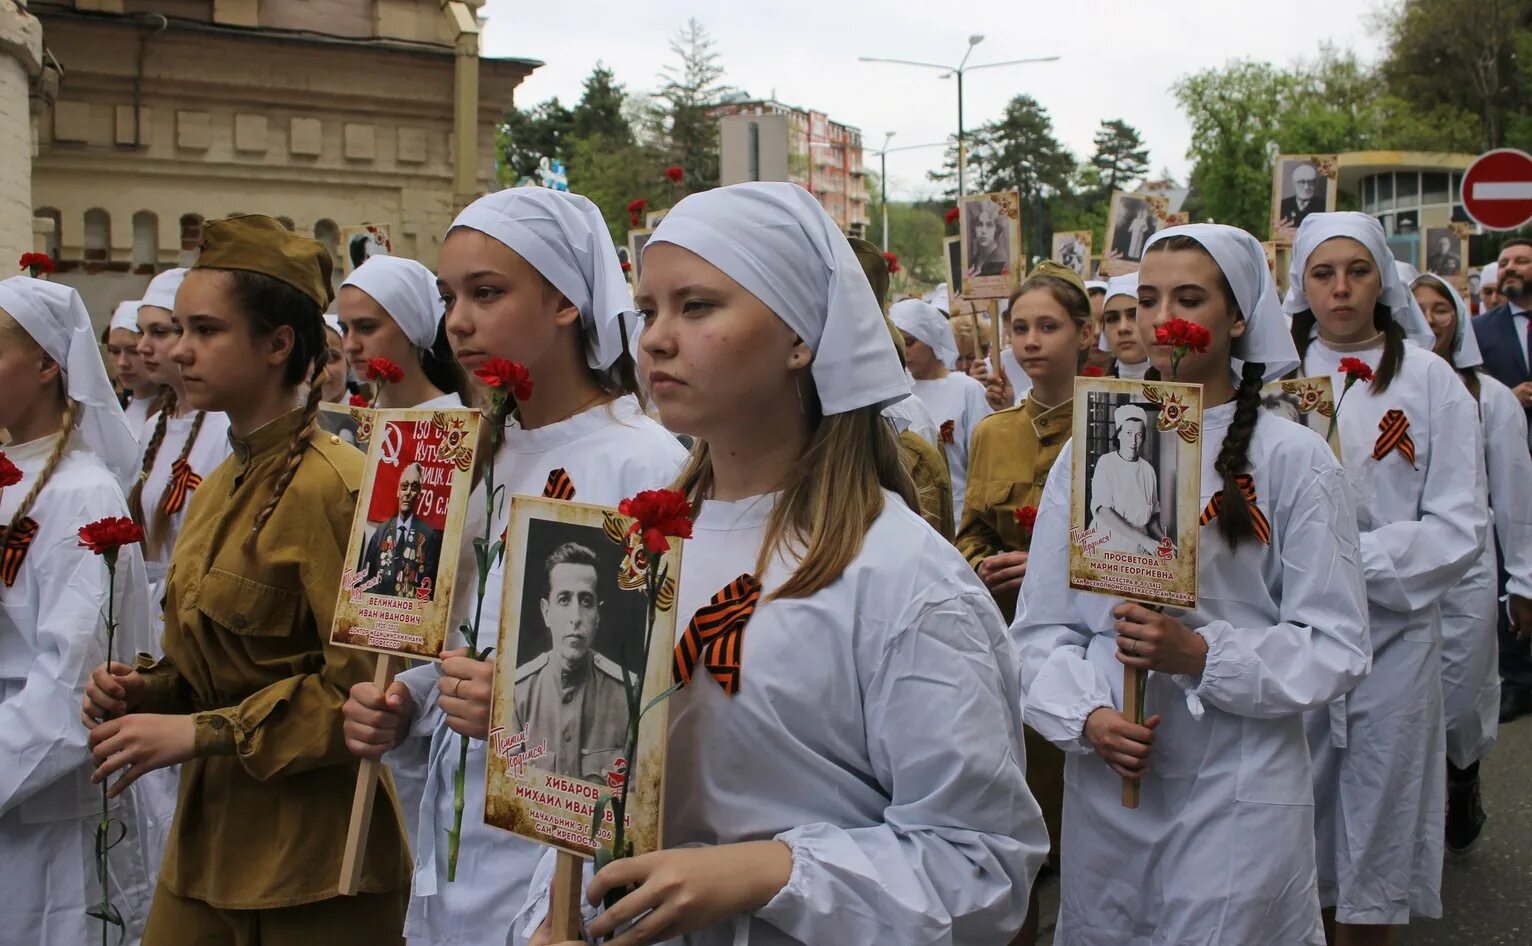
[84,208,111,262]
[179,213,203,251]
[33,208,62,260]
[132,211,158,272]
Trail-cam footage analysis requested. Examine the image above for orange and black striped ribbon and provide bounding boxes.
[1,517,39,587]
[1372,409,1417,467]
[939,419,956,445]
[542,468,576,500]
[1199,474,1272,545]
[160,458,203,516]
[673,573,762,696]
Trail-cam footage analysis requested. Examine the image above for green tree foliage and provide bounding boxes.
[496,98,572,187]
[650,18,735,191]
[1090,120,1150,197]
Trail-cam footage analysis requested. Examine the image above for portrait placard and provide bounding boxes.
[959,191,1023,300]
[318,402,365,448]
[484,496,678,859]
[1270,155,1339,245]
[331,408,481,659]
[1104,192,1171,275]
[945,236,964,301]
[1069,376,1202,609]
[1052,231,1093,277]
[1424,224,1470,289]
[339,224,392,276]
[645,208,670,229]
[1261,375,1342,460]
[627,229,654,283]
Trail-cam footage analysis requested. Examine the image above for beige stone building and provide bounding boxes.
[11,0,537,319]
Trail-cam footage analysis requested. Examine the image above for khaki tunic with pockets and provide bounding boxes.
[898,429,955,538]
[135,409,411,909]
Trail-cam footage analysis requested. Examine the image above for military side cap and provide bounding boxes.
[196,214,335,309]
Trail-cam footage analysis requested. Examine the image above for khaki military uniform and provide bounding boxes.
[898,429,955,538]
[514,651,629,781]
[135,410,409,941]
[955,395,1071,862]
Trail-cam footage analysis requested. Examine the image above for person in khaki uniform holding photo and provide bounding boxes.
[83,215,410,944]
[956,261,1098,946]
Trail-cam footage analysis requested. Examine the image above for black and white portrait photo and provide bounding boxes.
[1108,194,1160,263]
[627,229,653,283]
[1270,156,1337,244]
[340,224,391,276]
[1053,231,1091,278]
[965,198,1012,278]
[959,192,1022,300]
[1426,228,1463,277]
[1082,397,1177,555]
[512,518,647,783]
[354,461,444,601]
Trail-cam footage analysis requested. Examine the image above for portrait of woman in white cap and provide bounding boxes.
[526,181,1046,946]
[1087,402,1166,555]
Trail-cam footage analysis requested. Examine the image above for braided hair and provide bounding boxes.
[127,387,175,530]
[3,400,78,549]
[222,270,327,551]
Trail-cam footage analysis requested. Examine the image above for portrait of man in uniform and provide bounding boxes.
[513,541,629,782]
[355,462,443,600]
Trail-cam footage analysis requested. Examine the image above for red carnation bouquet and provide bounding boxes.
[663,166,684,184]
[944,207,960,227]
[627,198,648,228]
[1082,365,1106,378]
[78,515,144,938]
[348,393,368,408]
[1154,318,1212,381]
[1014,504,1039,537]
[883,251,901,275]
[473,358,534,401]
[364,357,404,408]
[19,252,55,277]
[1329,357,1375,441]
[0,451,21,492]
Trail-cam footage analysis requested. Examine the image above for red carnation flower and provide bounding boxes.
[618,488,694,556]
[78,516,144,564]
[1082,365,1106,378]
[473,358,534,402]
[0,451,20,490]
[883,251,901,274]
[621,260,633,273]
[664,166,685,184]
[944,207,960,225]
[1338,357,1374,384]
[348,393,368,408]
[1014,505,1039,534]
[1153,319,1212,353]
[626,198,648,214]
[19,252,55,277]
[365,357,404,385]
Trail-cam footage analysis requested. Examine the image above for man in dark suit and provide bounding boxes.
[1471,238,1532,728]
[356,462,443,600]
[1277,163,1323,232]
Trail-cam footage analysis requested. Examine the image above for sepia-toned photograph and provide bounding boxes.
[1261,375,1341,460]
[628,228,654,283]
[1270,155,1338,244]
[340,223,392,276]
[485,496,677,859]
[1104,192,1169,272]
[331,408,480,659]
[959,191,1022,300]
[1052,231,1093,278]
[1069,377,1202,609]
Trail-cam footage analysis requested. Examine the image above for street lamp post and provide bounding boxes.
[859,39,1059,198]
[866,138,951,250]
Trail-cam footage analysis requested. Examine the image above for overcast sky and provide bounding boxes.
[479,0,1390,201]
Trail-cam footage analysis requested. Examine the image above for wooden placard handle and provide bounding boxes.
[338,653,398,895]
[549,849,585,940]
[1121,665,1145,809]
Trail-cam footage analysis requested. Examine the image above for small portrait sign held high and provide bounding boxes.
[1262,376,1343,460]
[1069,376,1202,610]
[484,496,678,860]
[1052,231,1093,278]
[1270,155,1339,245]
[330,408,480,659]
[960,190,1023,300]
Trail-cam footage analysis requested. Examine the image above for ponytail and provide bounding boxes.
[1211,361,1266,549]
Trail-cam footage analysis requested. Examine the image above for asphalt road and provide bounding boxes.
[1035,717,1531,945]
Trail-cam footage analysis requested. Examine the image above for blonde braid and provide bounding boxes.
[128,387,176,530]
[3,400,78,547]
[244,361,324,551]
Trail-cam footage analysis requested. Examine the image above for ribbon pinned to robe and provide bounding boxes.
[1372,409,1417,467]
[1,517,39,587]
[673,573,762,696]
[938,419,956,445]
[542,468,576,501]
[1198,473,1272,545]
[160,458,203,517]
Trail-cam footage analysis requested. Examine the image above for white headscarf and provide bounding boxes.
[1084,279,1109,294]
[1144,223,1299,382]
[1480,262,1499,291]
[1411,272,1484,370]
[1282,211,1435,350]
[322,312,343,339]
[649,182,910,415]
[451,189,634,371]
[139,267,188,313]
[109,300,143,334]
[0,277,140,485]
[340,255,444,349]
[1099,274,1140,352]
[889,298,959,370]
[924,283,951,314]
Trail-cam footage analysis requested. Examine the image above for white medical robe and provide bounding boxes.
[911,372,992,504]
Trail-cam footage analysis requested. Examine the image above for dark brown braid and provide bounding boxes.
[3,400,77,549]
[127,387,176,529]
[1212,360,1268,549]
[1289,305,1406,394]
[150,407,209,540]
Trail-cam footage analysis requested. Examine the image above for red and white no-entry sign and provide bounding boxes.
[1463,148,1532,231]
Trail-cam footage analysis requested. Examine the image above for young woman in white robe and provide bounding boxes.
[1285,212,1485,942]
[103,299,160,434]
[889,297,992,501]
[1013,225,1371,946]
[0,277,153,945]
[339,255,468,412]
[527,181,1046,946]
[1099,274,1152,380]
[1411,271,1532,852]
[339,188,686,946]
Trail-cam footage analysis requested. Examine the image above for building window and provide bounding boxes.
[132,211,158,272]
[1396,171,1418,204]
[1423,172,1449,206]
[34,208,62,260]
[84,208,111,262]
[1376,174,1394,213]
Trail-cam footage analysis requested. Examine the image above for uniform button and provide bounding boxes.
[330,435,342,445]
[209,716,227,730]
[232,614,248,629]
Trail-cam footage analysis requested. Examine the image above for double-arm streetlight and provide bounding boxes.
[859,36,1059,198]
[866,132,950,250]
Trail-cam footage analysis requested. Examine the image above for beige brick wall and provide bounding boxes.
[0,0,43,267]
